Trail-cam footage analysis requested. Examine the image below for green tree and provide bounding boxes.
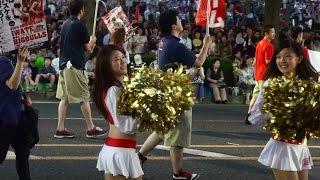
[264,0,281,45]
[83,0,96,36]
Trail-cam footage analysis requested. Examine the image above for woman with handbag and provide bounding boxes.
[0,46,32,180]
[206,60,227,104]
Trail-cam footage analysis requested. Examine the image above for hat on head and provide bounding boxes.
[134,54,142,65]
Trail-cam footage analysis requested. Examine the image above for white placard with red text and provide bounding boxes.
[0,0,48,53]
[101,5,135,41]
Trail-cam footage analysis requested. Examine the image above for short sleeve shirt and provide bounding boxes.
[0,57,23,126]
[159,35,196,71]
[254,39,274,80]
[59,16,90,69]
[38,66,56,74]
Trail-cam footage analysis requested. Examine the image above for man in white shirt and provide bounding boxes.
[179,29,192,51]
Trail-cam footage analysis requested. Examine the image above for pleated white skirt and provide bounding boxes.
[96,145,144,178]
[258,138,313,171]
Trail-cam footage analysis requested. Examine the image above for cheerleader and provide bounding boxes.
[249,39,318,180]
[91,45,143,180]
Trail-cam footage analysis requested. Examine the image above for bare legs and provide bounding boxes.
[139,132,162,156]
[104,174,142,180]
[57,99,94,131]
[272,169,308,180]
[138,132,185,174]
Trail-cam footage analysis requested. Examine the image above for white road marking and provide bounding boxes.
[5,145,320,161]
[32,101,247,107]
[155,145,238,158]
[40,117,104,120]
[227,142,240,145]
[5,156,320,161]
[4,156,250,161]
[33,101,61,104]
[33,144,320,148]
[6,151,16,158]
[39,117,242,123]
[6,151,40,160]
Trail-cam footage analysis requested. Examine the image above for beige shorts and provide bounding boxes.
[158,109,192,147]
[252,80,265,97]
[56,67,90,103]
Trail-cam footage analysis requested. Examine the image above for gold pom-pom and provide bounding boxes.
[118,64,194,133]
[262,73,320,142]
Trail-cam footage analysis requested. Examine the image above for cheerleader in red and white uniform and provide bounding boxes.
[91,45,143,180]
[249,39,318,180]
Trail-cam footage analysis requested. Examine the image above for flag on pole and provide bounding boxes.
[134,4,140,21]
[206,0,211,35]
[196,0,226,29]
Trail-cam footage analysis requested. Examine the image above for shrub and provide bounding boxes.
[129,54,234,86]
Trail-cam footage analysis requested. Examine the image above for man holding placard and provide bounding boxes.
[55,0,107,138]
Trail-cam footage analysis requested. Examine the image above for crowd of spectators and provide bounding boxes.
[20,0,320,104]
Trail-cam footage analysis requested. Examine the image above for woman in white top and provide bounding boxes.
[91,45,143,180]
[249,39,318,180]
[238,56,255,104]
[129,27,148,54]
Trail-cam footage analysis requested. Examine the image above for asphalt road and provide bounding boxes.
[1,103,319,180]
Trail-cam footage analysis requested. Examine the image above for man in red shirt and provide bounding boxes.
[245,24,275,124]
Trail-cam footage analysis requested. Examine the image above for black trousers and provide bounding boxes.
[0,122,31,180]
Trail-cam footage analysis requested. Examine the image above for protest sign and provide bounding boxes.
[101,5,135,41]
[0,0,48,53]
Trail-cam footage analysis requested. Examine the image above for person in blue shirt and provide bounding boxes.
[0,46,32,180]
[55,0,107,138]
[34,57,56,91]
[138,10,212,180]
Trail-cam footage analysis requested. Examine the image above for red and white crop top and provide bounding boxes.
[102,84,138,135]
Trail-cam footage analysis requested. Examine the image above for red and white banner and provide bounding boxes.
[196,0,226,29]
[0,0,48,53]
[101,5,135,41]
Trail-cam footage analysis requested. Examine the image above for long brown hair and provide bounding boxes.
[264,39,318,81]
[109,28,125,46]
[91,45,122,120]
